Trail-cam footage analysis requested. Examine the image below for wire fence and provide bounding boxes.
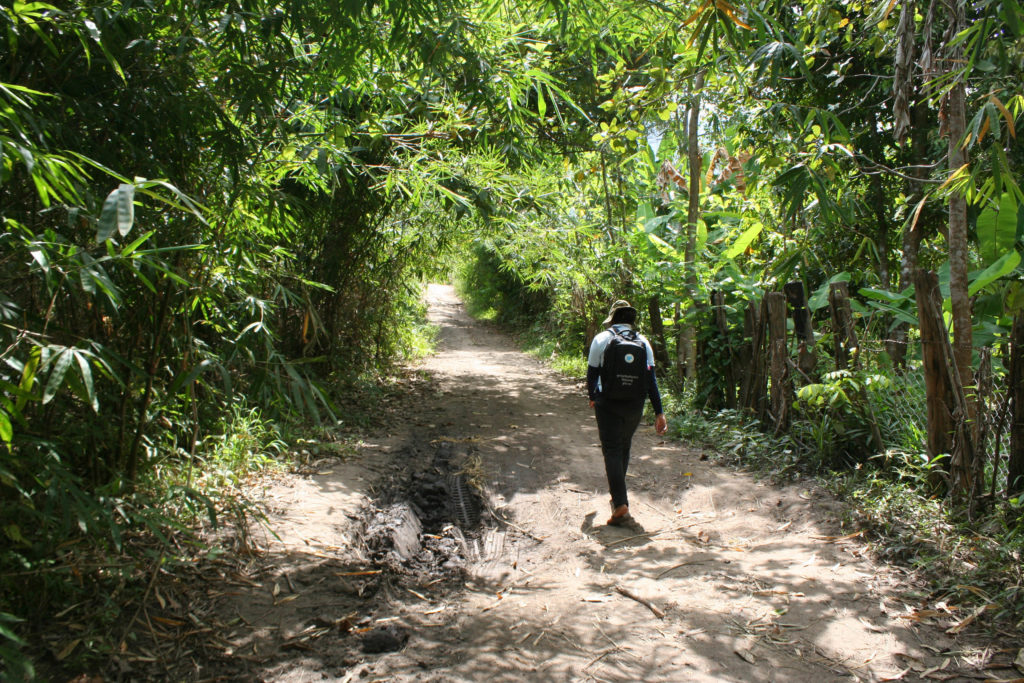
[803,335,1013,491]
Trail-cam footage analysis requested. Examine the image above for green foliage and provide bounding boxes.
[456,242,552,328]
[1,0,1022,666]
[521,334,589,378]
[0,612,33,680]
[0,401,291,673]
[1,0,615,671]
[976,193,1020,267]
[792,370,893,466]
[188,406,287,492]
[837,460,1024,626]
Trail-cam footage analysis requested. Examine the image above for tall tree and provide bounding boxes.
[681,71,705,384]
[942,0,980,501]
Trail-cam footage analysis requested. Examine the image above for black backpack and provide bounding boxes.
[601,328,648,402]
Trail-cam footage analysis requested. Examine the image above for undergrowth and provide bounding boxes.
[521,335,589,378]
[0,405,288,679]
[1,365,430,680]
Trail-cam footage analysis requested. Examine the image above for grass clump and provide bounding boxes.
[521,335,588,378]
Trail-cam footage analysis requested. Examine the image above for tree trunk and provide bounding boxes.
[711,290,736,409]
[682,70,704,385]
[944,0,979,501]
[741,299,769,423]
[867,110,892,290]
[674,301,686,384]
[784,281,817,380]
[890,103,932,370]
[647,296,670,368]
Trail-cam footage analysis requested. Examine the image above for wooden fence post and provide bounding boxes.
[913,270,955,478]
[828,282,859,370]
[741,299,768,422]
[1008,315,1024,496]
[784,281,817,380]
[914,270,981,505]
[766,292,791,432]
[711,291,737,409]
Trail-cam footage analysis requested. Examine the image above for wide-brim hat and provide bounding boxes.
[602,299,636,326]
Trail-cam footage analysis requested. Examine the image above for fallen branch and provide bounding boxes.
[615,585,665,619]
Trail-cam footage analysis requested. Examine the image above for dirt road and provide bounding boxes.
[184,284,999,682]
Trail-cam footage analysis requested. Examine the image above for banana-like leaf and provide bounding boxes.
[976,193,1018,266]
[968,250,1021,296]
[648,233,682,260]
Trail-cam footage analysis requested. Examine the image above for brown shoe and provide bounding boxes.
[607,505,631,526]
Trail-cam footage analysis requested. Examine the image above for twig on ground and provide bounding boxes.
[656,559,709,579]
[119,546,169,649]
[584,647,620,671]
[482,498,545,542]
[641,501,674,522]
[615,584,666,618]
[811,530,865,543]
[595,622,621,649]
[606,523,694,547]
[480,566,543,612]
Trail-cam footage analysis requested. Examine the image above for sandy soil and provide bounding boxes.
[167,284,1019,683]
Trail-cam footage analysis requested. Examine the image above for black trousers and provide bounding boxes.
[594,401,644,509]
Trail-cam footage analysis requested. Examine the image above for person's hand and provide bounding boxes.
[655,413,668,435]
[589,400,596,408]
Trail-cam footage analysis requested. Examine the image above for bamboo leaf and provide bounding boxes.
[43,348,73,404]
[74,351,98,412]
[0,411,12,445]
[15,349,40,412]
[859,287,912,303]
[989,94,1016,139]
[724,222,763,258]
[937,164,970,192]
[97,183,135,242]
[120,230,155,257]
[648,233,682,260]
[909,196,928,232]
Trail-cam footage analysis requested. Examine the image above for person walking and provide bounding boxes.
[587,300,668,526]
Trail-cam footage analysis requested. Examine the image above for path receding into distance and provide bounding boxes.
[194,283,997,683]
